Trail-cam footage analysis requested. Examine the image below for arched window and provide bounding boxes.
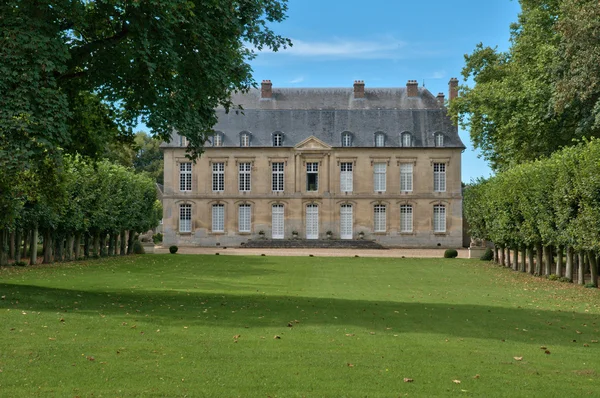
[375,132,385,147]
[401,132,413,147]
[435,133,444,147]
[341,132,353,147]
[240,131,251,147]
[273,132,283,147]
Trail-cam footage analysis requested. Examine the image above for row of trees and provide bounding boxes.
[0,157,161,266]
[464,139,600,287]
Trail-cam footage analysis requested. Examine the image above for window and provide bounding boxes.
[179,204,192,233]
[375,133,385,147]
[307,162,319,191]
[435,133,444,147]
[374,162,386,192]
[240,132,250,147]
[179,136,187,147]
[342,132,352,147]
[400,163,413,192]
[374,204,386,232]
[340,162,353,193]
[238,204,251,233]
[273,132,283,147]
[212,162,224,192]
[433,204,446,232]
[433,163,446,192]
[212,204,225,232]
[238,162,251,192]
[179,162,192,192]
[400,205,413,233]
[401,132,412,147]
[213,132,223,147]
[272,162,284,192]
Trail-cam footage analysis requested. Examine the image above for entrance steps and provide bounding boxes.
[242,239,385,250]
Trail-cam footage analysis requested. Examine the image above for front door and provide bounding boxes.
[272,204,284,239]
[306,204,319,239]
[340,204,353,239]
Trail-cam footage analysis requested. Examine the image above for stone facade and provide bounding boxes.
[161,80,464,248]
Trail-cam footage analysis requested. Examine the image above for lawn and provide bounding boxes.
[1,254,599,397]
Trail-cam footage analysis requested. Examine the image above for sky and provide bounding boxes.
[248,0,523,183]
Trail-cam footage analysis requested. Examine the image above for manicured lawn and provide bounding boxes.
[1,254,599,397]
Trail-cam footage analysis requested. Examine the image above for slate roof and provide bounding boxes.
[162,86,465,149]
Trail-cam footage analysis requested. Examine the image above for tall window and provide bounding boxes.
[273,132,283,147]
[374,204,386,232]
[212,204,225,232]
[238,162,251,192]
[272,162,284,192]
[374,162,386,192]
[433,204,446,232]
[400,163,413,192]
[238,204,251,233]
[401,132,412,147]
[435,133,444,147]
[212,162,224,192]
[433,163,446,192]
[307,162,319,191]
[179,162,192,192]
[240,132,250,147]
[213,132,223,147]
[340,162,353,193]
[342,132,352,147]
[179,204,192,233]
[179,136,187,147]
[375,133,385,147]
[400,205,413,233]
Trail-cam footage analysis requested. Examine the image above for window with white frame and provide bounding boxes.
[179,162,192,192]
[374,162,386,192]
[307,162,319,191]
[179,135,187,147]
[273,132,283,147]
[433,162,446,192]
[240,132,250,147]
[212,204,225,232]
[212,162,224,192]
[374,204,386,232]
[401,132,412,147]
[433,204,446,232]
[340,162,353,193]
[375,133,385,147]
[435,133,444,147]
[400,204,413,233]
[238,162,251,192]
[272,162,284,192]
[179,204,192,233]
[238,204,251,233]
[400,163,413,192]
[342,132,352,147]
[213,132,223,147]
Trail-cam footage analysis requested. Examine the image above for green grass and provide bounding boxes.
[1,255,599,397]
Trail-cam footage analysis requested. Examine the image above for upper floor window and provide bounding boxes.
[273,132,283,147]
[435,133,444,147]
[213,132,223,147]
[307,162,319,192]
[179,204,192,233]
[212,162,225,192]
[272,162,284,192]
[433,163,446,192]
[401,132,413,147]
[179,135,187,147]
[374,162,386,192]
[238,162,251,192]
[400,163,413,192]
[240,132,251,147]
[179,162,192,192]
[341,132,353,147]
[340,162,353,193]
[375,132,385,147]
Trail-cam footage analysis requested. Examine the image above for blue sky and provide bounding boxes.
[249,0,522,183]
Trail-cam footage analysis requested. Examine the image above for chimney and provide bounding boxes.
[449,77,459,101]
[406,80,418,97]
[261,80,272,99]
[353,80,365,99]
[436,92,445,107]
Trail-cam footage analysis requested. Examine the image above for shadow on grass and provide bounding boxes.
[1,282,595,347]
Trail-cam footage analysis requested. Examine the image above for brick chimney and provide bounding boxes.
[261,80,273,99]
[406,80,418,97]
[449,78,459,101]
[353,80,365,99]
[436,92,445,107]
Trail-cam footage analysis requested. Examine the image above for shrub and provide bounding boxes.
[169,245,178,254]
[444,249,458,258]
[132,240,145,254]
[152,233,163,244]
[480,248,494,261]
[559,277,572,283]
[548,274,559,281]
[584,283,597,289]
[14,261,27,267]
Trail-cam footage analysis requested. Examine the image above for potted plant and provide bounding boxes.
[358,231,365,240]
[326,230,333,239]
[258,230,265,239]
[292,230,299,239]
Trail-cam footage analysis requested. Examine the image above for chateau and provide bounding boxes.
[161,79,464,247]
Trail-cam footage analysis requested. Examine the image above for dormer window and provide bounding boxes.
[212,132,223,147]
[273,132,283,147]
[179,135,187,147]
[435,133,444,147]
[240,131,251,147]
[375,132,385,147]
[342,132,353,147]
[401,132,413,147]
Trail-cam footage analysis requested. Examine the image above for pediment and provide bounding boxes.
[294,136,331,150]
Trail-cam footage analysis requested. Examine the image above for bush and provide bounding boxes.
[132,240,145,254]
[169,245,178,254]
[14,261,27,267]
[153,233,163,244]
[480,248,494,261]
[559,277,572,283]
[548,274,559,281]
[444,249,458,258]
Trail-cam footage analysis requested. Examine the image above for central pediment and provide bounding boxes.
[294,136,331,151]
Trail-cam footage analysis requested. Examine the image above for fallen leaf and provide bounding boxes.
[540,346,547,350]
[514,357,523,361]
[473,374,480,379]
[403,378,413,383]
[87,356,95,361]
[347,363,354,367]
[345,333,355,337]
[48,338,56,341]
[583,344,589,347]
[576,330,582,334]
[453,380,461,384]
[273,335,281,339]
[59,318,65,322]
[287,322,293,327]
[369,332,376,335]
[544,350,551,354]
[130,325,136,329]
[233,334,241,339]
[592,340,598,343]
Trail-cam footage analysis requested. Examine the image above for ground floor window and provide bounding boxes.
[374,204,386,232]
[238,204,251,233]
[212,204,225,232]
[179,204,191,233]
[400,204,413,233]
[433,204,446,233]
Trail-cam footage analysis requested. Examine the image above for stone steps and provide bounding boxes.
[242,239,386,250]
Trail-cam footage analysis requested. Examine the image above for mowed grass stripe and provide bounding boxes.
[1,255,598,397]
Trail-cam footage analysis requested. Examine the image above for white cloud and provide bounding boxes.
[289,76,305,84]
[430,70,446,79]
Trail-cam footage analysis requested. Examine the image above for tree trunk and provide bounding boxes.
[99,233,107,257]
[587,250,598,288]
[74,233,81,260]
[14,228,22,263]
[127,230,134,255]
[494,246,499,264]
[527,246,534,274]
[512,246,518,271]
[542,246,551,276]
[120,230,126,256]
[499,246,504,266]
[578,251,585,285]
[30,227,38,265]
[42,229,53,264]
[565,246,574,282]
[556,246,563,277]
[93,232,100,258]
[520,245,526,272]
[0,230,8,266]
[22,230,29,260]
[9,231,15,261]
[108,233,115,256]
[65,234,74,261]
[535,243,543,276]
[84,234,90,258]
[54,233,64,262]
